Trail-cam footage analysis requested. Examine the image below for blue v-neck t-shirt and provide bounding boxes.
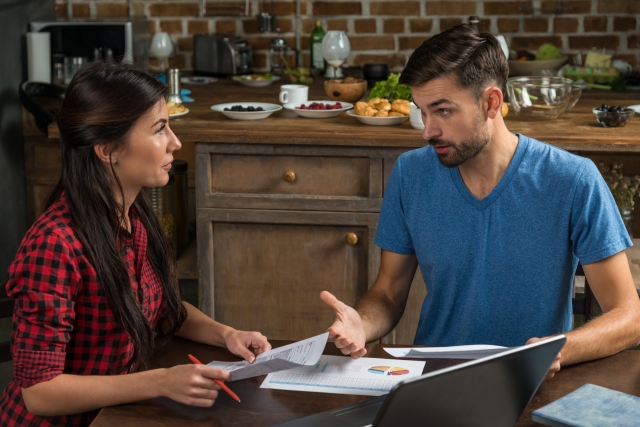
[375,134,631,347]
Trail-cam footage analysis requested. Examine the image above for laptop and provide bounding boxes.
[274,335,566,427]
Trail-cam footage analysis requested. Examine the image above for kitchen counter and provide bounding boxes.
[49,78,640,151]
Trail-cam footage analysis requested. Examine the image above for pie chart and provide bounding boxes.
[367,365,410,375]
[389,367,410,375]
[368,365,389,375]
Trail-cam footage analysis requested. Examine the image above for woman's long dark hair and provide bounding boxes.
[47,61,186,373]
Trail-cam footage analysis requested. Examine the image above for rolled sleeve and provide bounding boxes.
[7,232,81,388]
[375,158,416,254]
[570,161,632,265]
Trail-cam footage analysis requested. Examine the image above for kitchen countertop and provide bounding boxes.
[50,77,640,152]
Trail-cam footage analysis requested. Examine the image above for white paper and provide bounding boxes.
[384,344,509,359]
[207,332,328,381]
[261,355,426,396]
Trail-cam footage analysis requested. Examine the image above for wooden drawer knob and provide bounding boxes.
[345,233,358,245]
[283,170,296,182]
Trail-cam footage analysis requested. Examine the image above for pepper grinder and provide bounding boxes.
[166,68,182,104]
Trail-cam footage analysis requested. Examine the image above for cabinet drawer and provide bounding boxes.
[210,154,369,197]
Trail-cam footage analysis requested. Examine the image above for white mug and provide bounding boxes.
[410,102,424,130]
[279,84,308,105]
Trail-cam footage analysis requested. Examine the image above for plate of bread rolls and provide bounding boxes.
[348,97,410,125]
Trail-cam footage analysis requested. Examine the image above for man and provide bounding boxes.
[321,24,640,378]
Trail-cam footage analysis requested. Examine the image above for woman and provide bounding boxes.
[1,62,271,426]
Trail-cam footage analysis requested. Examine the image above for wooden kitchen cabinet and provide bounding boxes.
[196,142,427,343]
[199,211,374,340]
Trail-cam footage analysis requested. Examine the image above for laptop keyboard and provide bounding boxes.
[332,397,385,426]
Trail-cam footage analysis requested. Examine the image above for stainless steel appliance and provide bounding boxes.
[29,19,149,66]
[193,34,253,77]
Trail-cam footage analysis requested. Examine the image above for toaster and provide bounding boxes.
[193,34,253,77]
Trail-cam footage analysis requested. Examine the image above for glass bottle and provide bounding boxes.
[468,15,480,31]
[310,20,326,74]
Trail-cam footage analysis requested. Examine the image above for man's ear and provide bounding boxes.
[484,86,504,119]
[94,143,117,165]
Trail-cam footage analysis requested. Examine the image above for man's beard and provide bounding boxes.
[428,114,490,168]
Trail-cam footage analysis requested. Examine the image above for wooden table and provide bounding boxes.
[140,80,640,152]
[48,80,640,151]
[89,338,640,427]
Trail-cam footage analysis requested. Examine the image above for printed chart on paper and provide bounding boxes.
[261,355,425,396]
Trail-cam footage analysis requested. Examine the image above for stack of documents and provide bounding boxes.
[207,332,329,381]
[261,355,425,396]
[206,332,427,396]
[384,344,510,359]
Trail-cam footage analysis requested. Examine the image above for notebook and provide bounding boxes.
[532,383,640,427]
[274,335,566,427]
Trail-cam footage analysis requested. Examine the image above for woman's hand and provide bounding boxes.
[156,364,231,407]
[222,328,272,363]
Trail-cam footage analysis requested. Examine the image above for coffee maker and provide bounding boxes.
[269,38,298,75]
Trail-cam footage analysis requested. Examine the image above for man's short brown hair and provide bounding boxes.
[400,24,508,99]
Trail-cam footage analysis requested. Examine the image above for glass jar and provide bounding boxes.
[270,38,298,75]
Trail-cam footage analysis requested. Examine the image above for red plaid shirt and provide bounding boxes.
[1,194,165,427]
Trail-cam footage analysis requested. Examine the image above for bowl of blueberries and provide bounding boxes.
[593,104,635,128]
[210,102,282,120]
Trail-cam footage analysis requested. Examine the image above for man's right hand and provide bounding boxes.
[320,291,368,359]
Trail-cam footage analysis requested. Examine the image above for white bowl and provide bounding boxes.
[508,56,569,77]
[232,75,281,87]
[283,100,353,118]
[410,120,425,130]
[169,107,189,118]
[346,110,409,126]
[211,102,282,120]
[409,102,424,129]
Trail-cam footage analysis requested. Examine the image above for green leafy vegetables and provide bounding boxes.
[367,73,412,102]
[535,43,562,61]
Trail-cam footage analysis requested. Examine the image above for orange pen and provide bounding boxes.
[188,354,241,403]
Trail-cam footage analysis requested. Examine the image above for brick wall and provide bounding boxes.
[55,0,640,72]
